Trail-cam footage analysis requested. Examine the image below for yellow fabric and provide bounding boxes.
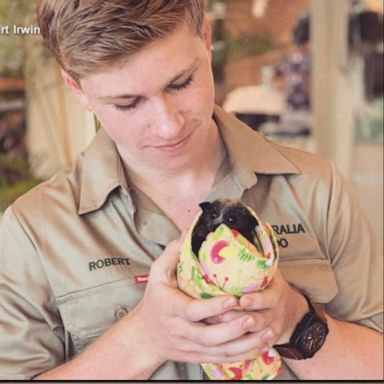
[177,205,283,380]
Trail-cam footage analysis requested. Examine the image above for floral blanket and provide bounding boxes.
[177,206,282,380]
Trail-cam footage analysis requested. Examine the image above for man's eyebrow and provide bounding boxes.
[98,58,199,102]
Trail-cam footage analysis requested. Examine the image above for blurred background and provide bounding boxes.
[0,0,383,248]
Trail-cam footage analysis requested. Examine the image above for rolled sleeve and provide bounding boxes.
[0,207,64,380]
[325,163,383,332]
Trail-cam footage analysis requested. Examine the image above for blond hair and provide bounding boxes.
[37,0,206,80]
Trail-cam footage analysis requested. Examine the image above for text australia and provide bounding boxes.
[271,223,306,248]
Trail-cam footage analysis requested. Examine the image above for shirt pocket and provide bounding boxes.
[56,278,146,355]
[280,258,338,303]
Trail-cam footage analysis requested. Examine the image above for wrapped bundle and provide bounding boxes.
[177,200,282,380]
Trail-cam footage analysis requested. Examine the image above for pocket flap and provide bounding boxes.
[57,278,145,338]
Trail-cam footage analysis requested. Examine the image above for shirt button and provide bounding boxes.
[115,307,128,320]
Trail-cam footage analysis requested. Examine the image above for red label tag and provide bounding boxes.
[134,274,149,284]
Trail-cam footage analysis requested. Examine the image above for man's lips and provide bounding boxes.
[152,132,193,150]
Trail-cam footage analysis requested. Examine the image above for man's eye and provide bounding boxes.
[114,98,141,111]
[168,75,194,91]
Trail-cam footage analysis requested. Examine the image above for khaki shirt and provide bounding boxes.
[0,106,382,380]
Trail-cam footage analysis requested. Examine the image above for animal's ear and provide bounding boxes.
[199,201,212,213]
[249,215,258,228]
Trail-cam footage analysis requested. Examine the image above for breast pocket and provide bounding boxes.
[57,278,146,355]
[280,259,338,303]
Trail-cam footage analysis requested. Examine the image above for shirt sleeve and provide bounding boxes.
[0,207,65,380]
[324,163,383,332]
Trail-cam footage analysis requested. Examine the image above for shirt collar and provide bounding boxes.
[78,128,130,215]
[78,106,300,215]
[213,105,300,176]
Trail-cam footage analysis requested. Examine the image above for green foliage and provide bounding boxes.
[227,32,276,60]
[0,0,38,77]
[0,178,40,211]
[213,31,276,73]
[211,22,277,82]
[0,154,40,211]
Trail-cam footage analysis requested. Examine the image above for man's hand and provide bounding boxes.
[239,269,308,344]
[124,233,274,367]
[35,234,276,380]
[206,269,308,349]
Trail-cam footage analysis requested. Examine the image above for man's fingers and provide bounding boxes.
[207,309,275,333]
[175,326,273,364]
[185,295,238,322]
[239,269,286,310]
[202,328,273,360]
[180,312,258,347]
[239,287,279,310]
[150,231,187,281]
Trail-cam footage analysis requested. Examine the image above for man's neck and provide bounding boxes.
[120,121,225,193]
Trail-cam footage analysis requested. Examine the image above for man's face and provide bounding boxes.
[72,21,216,171]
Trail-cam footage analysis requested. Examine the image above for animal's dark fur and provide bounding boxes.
[191,199,258,255]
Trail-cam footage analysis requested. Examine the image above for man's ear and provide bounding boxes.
[202,16,213,58]
[61,69,92,111]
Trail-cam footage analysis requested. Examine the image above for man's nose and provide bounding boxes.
[151,97,184,138]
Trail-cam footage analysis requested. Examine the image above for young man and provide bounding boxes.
[0,0,382,380]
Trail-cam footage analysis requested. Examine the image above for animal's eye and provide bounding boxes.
[227,216,235,223]
[211,211,219,219]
